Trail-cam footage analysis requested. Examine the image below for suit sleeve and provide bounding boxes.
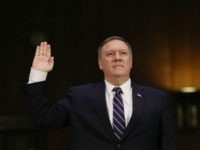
[24,81,72,129]
[159,93,178,150]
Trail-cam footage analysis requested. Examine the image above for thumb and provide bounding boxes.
[49,56,54,62]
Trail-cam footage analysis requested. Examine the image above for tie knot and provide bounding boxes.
[112,87,123,94]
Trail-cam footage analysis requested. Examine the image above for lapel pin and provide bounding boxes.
[137,93,142,98]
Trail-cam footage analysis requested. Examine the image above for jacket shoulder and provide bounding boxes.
[133,83,166,95]
[69,81,104,91]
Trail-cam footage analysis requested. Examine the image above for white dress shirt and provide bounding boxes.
[28,68,47,83]
[28,68,133,127]
[105,79,133,127]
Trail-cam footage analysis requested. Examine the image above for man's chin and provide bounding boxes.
[112,73,126,77]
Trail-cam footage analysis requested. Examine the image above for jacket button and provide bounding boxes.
[116,143,120,149]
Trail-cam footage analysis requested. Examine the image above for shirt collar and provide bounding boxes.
[105,78,131,95]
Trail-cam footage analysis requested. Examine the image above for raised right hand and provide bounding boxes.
[32,41,54,72]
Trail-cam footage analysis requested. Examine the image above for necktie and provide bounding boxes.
[112,87,126,141]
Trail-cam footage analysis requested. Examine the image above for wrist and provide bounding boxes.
[28,67,48,83]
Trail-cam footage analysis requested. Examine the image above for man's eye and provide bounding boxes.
[107,53,114,56]
[121,52,127,55]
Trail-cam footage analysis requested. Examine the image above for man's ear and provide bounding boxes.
[98,59,103,70]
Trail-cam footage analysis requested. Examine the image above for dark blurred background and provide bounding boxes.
[0,0,200,149]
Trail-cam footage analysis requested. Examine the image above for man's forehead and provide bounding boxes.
[102,39,129,49]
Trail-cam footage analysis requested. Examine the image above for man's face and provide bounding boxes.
[98,39,132,81]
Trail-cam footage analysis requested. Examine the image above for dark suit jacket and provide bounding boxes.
[24,81,178,150]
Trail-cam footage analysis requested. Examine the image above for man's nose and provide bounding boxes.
[114,52,121,60]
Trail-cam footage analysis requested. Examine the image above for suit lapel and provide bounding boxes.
[92,81,145,141]
[93,82,115,139]
[123,83,144,138]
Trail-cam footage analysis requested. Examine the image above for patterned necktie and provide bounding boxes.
[112,87,126,141]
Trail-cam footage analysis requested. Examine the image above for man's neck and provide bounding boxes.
[105,76,130,86]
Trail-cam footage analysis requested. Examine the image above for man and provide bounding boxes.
[24,36,178,150]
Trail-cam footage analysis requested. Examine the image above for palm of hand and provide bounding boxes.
[32,42,54,72]
[32,55,54,72]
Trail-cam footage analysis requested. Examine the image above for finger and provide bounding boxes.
[39,42,44,56]
[43,41,48,56]
[46,44,51,57]
[35,46,40,56]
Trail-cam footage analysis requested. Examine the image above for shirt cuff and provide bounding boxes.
[28,68,48,84]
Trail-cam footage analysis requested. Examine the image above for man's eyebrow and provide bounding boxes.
[106,49,128,51]
[107,49,114,51]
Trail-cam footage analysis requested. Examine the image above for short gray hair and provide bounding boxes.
[97,35,133,59]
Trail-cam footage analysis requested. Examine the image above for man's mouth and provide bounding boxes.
[113,64,123,68]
